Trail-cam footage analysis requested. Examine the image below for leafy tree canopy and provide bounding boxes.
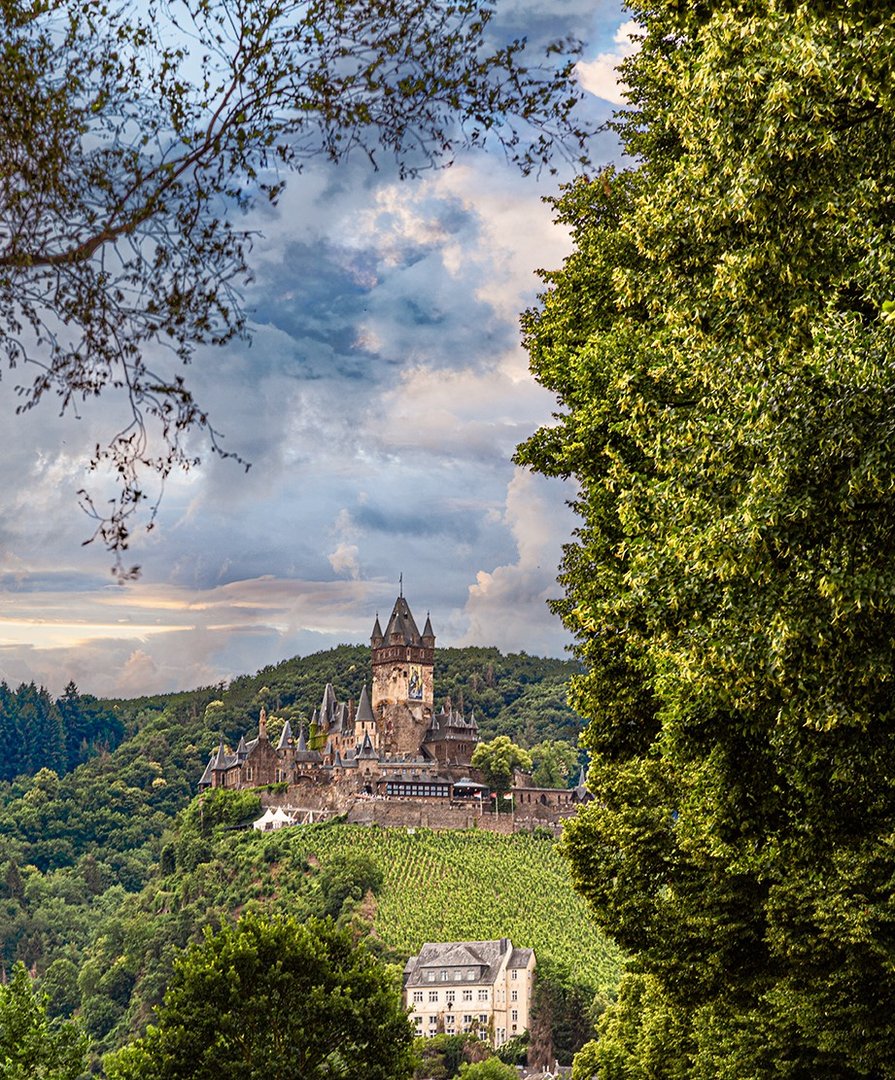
[0,0,589,567]
[457,1057,518,1080]
[529,739,579,788]
[471,736,532,798]
[0,961,86,1080]
[518,1,895,1076]
[103,912,415,1080]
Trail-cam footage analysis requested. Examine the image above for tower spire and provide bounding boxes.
[399,571,403,597]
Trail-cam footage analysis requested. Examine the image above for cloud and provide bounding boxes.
[577,20,641,104]
[0,2,632,695]
[461,468,578,655]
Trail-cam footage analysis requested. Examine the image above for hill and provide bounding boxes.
[0,644,606,1070]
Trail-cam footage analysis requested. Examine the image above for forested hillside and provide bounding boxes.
[0,644,599,1071]
[1,796,619,1071]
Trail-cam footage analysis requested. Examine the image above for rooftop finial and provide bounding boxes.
[399,571,403,597]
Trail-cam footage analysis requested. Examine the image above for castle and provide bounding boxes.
[199,592,588,828]
[199,594,487,800]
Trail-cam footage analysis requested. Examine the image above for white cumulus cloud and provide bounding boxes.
[577,20,640,105]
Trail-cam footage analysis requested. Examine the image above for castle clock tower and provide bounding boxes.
[370,592,435,756]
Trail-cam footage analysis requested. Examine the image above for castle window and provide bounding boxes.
[511,1010,518,1022]
[511,969,518,980]
[428,990,438,1002]
[462,990,473,1002]
[511,990,518,1002]
[413,991,423,1003]
[478,990,488,1002]
[445,990,455,1003]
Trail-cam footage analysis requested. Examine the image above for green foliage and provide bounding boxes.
[318,850,384,919]
[471,737,533,799]
[495,1030,529,1066]
[518,1,895,1076]
[530,740,579,789]
[0,961,86,1080]
[104,913,415,1080]
[413,1033,491,1079]
[457,1057,518,1080]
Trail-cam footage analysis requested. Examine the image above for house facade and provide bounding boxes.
[403,938,536,1047]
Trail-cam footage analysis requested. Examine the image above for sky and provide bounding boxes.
[0,2,636,699]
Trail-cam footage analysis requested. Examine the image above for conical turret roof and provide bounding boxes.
[422,613,435,642]
[277,720,293,750]
[355,684,374,724]
[371,615,384,647]
[358,732,378,760]
[383,596,423,646]
[319,683,337,725]
[211,738,230,771]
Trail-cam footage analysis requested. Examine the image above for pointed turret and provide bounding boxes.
[211,738,229,771]
[277,720,293,751]
[236,734,249,760]
[468,709,478,732]
[421,613,435,647]
[356,685,374,725]
[382,596,423,646]
[199,755,215,787]
[358,732,378,760]
[371,614,384,648]
[258,706,269,741]
[319,683,337,727]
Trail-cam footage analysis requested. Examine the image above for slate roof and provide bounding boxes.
[355,685,374,725]
[382,596,423,646]
[404,939,523,986]
[509,946,535,969]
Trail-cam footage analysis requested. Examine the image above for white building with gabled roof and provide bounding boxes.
[403,938,535,1047]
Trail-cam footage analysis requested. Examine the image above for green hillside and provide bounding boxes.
[232,824,620,993]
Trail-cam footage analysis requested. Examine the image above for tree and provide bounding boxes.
[471,736,532,806]
[103,912,416,1079]
[0,961,86,1080]
[517,1,895,1076]
[1,0,588,566]
[529,739,579,788]
[457,1058,517,1080]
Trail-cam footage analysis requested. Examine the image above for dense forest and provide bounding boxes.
[0,644,601,1074]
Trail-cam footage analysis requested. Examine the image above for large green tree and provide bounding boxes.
[0,961,86,1080]
[0,0,588,563]
[471,736,532,806]
[104,913,415,1080]
[518,2,895,1077]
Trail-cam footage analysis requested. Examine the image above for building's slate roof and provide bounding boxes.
[404,939,520,986]
[277,721,292,750]
[509,947,534,969]
[383,596,423,646]
[355,684,374,724]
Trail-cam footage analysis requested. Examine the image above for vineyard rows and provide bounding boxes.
[272,824,622,994]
